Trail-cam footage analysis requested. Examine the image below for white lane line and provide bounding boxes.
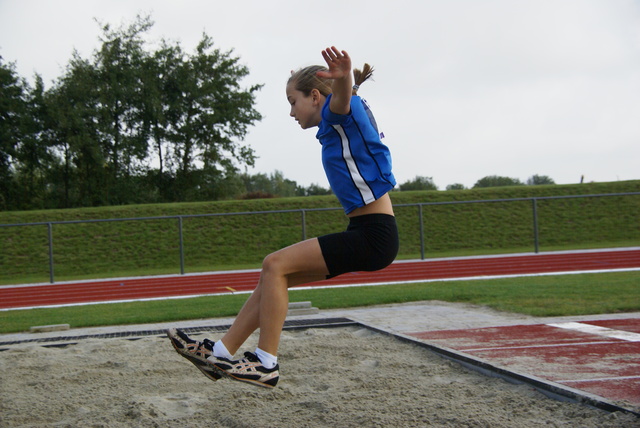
[463,341,622,352]
[558,375,640,384]
[547,322,640,342]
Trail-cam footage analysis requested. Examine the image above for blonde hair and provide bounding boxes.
[288,63,374,97]
[352,63,374,95]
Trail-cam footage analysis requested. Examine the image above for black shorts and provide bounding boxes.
[317,214,399,279]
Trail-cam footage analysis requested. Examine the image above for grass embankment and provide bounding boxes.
[1,271,638,334]
[1,180,639,285]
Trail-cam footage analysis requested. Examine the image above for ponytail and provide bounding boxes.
[352,63,374,95]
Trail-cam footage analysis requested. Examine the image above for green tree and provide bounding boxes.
[303,183,332,196]
[140,41,184,196]
[0,57,27,209]
[446,183,466,191]
[527,174,555,185]
[269,170,298,197]
[399,176,438,191]
[12,75,55,209]
[164,34,263,201]
[241,172,272,196]
[473,175,524,188]
[93,16,153,204]
[1,15,264,209]
[47,54,106,207]
[240,170,298,197]
[41,17,150,207]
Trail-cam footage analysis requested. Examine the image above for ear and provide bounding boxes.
[310,88,322,105]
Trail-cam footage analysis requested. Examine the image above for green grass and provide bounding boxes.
[1,271,638,334]
[1,180,639,285]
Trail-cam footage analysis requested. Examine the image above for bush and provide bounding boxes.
[473,175,524,188]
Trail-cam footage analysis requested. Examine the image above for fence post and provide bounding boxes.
[418,204,425,260]
[531,198,539,253]
[47,222,55,283]
[178,216,185,275]
[301,209,307,241]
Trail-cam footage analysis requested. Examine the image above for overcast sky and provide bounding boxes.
[1,0,639,189]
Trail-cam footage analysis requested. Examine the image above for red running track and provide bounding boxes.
[1,248,639,310]
[409,318,640,408]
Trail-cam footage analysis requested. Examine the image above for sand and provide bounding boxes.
[1,325,638,428]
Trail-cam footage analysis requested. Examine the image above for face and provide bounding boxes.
[286,83,324,129]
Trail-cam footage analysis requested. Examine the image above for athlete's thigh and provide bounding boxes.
[266,238,329,279]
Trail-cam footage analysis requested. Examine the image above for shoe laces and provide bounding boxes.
[243,351,260,363]
[202,338,215,352]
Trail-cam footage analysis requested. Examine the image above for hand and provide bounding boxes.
[317,46,352,80]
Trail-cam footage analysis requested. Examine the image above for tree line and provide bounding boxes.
[1,16,275,211]
[1,16,558,212]
[398,174,556,191]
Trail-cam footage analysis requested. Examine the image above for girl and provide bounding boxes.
[168,46,398,388]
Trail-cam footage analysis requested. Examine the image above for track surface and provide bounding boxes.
[1,248,639,310]
[0,249,640,309]
[409,318,640,409]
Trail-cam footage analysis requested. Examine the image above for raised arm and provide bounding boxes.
[317,46,353,115]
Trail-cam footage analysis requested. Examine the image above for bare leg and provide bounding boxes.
[220,281,263,354]
[219,238,328,356]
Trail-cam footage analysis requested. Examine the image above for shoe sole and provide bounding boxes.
[212,361,278,389]
[167,330,222,382]
[217,371,278,389]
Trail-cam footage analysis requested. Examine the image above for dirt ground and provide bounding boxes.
[1,326,638,427]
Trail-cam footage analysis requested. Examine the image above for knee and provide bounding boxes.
[261,251,286,277]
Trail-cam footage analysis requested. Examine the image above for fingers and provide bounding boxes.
[321,46,349,65]
[318,46,351,80]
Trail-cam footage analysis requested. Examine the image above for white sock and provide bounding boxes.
[211,340,233,361]
[255,347,278,369]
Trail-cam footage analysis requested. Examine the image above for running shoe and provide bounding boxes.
[213,352,280,388]
[167,328,222,381]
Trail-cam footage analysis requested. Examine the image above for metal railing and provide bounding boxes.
[397,192,639,259]
[1,192,638,284]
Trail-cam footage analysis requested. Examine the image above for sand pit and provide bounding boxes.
[1,326,637,427]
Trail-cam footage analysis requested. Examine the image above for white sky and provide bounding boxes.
[1,0,639,189]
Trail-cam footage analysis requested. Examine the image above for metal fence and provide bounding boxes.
[398,192,640,258]
[1,192,639,284]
